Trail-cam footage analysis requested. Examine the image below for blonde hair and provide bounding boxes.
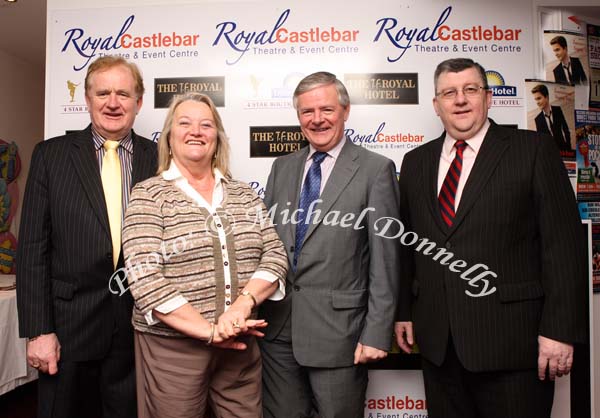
[156,92,231,177]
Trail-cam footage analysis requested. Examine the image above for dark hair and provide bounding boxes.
[530,84,549,98]
[434,58,488,91]
[293,71,350,109]
[550,36,568,49]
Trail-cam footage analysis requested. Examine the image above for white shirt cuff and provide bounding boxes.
[251,270,286,301]
[144,295,189,325]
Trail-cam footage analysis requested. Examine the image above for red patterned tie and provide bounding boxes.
[439,140,467,227]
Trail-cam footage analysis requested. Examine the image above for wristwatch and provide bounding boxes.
[241,290,257,308]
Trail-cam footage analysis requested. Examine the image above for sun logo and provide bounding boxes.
[486,70,505,87]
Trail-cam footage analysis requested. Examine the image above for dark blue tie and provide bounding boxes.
[294,151,327,269]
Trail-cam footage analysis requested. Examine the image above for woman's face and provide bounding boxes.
[169,100,218,170]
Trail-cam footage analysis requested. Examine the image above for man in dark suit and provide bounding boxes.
[551,35,588,85]
[395,58,586,418]
[259,72,400,418]
[17,56,157,418]
[531,84,572,151]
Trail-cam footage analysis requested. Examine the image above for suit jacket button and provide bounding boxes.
[106,253,112,261]
[445,242,452,249]
[293,285,300,291]
[290,246,295,252]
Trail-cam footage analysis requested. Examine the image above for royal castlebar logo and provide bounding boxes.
[373,6,523,63]
[212,9,360,65]
[486,70,522,107]
[61,15,200,71]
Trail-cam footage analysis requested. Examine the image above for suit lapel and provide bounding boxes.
[424,135,447,233]
[70,127,110,237]
[131,132,155,185]
[287,146,310,246]
[449,121,510,234]
[302,140,359,244]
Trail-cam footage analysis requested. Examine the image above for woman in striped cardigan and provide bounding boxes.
[122,92,288,418]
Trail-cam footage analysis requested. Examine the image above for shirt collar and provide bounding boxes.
[442,119,490,155]
[307,136,346,162]
[92,128,133,154]
[162,159,228,184]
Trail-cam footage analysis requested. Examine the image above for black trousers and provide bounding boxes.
[37,326,136,418]
[421,338,554,418]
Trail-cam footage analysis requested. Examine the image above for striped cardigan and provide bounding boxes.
[122,175,288,337]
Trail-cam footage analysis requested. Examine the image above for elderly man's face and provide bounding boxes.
[296,84,349,152]
[85,65,142,140]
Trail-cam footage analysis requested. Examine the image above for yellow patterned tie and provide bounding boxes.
[101,140,122,269]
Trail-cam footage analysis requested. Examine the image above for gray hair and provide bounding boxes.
[293,71,350,109]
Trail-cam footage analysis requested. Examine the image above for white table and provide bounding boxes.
[0,275,37,395]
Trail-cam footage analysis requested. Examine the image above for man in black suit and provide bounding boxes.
[531,84,572,151]
[551,35,587,85]
[395,58,586,418]
[17,56,157,418]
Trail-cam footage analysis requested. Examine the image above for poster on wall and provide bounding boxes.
[575,110,600,201]
[588,24,600,109]
[542,30,590,110]
[525,80,575,160]
[579,204,600,292]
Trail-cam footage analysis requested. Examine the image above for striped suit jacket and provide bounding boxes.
[397,120,587,371]
[16,126,157,361]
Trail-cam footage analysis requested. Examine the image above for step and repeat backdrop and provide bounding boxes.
[46,0,533,194]
[46,1,572,417]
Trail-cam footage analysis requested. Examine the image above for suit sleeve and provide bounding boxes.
[263,158,278,210]
[533,133,587,344]
[396,155,416,321]
[16,142,54,337]
[359,159,401,350]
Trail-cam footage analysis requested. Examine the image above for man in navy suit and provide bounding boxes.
[531,84,572,151]
[551,35,587,85]
[17,56,157,418]
[395,58,586,418]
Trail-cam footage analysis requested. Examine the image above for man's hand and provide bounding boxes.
[27,333,61,375]
[216,306,252,339]
[538,335,574,381]
[211,319,268,350]
[394,321,414,354]
[353,343,388,364]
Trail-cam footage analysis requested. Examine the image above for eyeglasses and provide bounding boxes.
[436,85,488,100]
